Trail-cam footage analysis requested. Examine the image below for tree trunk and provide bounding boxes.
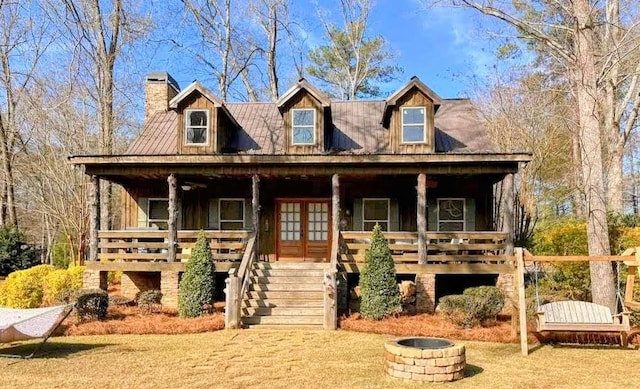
[573,0,616,311]
[417,173,427,264]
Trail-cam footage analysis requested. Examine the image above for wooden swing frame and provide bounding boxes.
[516,247,639,356]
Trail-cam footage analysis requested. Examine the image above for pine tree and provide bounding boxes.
[178,231,215,318]
[359,224,401,320]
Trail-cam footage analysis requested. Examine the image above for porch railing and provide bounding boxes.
[225,233,257,329]
[96,230,251,262]
[340,231,509,264]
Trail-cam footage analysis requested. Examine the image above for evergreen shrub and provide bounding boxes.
[359,225,401,320]
[439,286,505,328]
[136,289,163,313]
[0,226,39,276]
[75,289,109,322]
[178,231,215,318]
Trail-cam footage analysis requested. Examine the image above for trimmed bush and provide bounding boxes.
[439,286,505,328]
[178,231,215,318]
[0,226,39,276]
[136,289,163,313]
[359,225,401,320]
[0,265,54,308]
[75,289,109,322]
[42,265,86,305]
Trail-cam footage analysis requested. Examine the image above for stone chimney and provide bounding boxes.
[145,71,180,122]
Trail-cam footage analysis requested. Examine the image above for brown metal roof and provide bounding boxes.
[124,98,493,155]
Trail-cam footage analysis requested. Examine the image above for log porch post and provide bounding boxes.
[252,174,260,260]
[324,173,340,330]
[417,173,427,264]
[331,174,340,264]
[167,174,178,262]
[503,173,515,256]
[89,175,100,262]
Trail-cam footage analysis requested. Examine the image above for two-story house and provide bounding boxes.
[70,72,530,328]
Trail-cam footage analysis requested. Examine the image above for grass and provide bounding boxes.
[1,330,637,388]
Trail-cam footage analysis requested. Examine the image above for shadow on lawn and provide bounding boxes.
[465,364,484,378]
[1,341,113,360]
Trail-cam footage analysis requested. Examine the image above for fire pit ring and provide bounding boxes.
[384,337,465,383]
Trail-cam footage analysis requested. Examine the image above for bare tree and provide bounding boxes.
[435,0,638,310]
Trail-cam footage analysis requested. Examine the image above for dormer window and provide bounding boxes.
[185,109,209,145]
[401,107,426,143]
[291,108,316,145]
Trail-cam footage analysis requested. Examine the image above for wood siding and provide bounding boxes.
[281,91,325,154]
[177,92,218,154]
[389,87,435,154]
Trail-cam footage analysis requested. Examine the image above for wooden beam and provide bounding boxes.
[252,174,260,259]
[331,174,340,265]
[167,174,178,262]
[516,248,528,356]
[85,261,236,273]
[89,175,100,262]
[503,173,514,256]
[417,173,427,264]
[340,263,514,274]
[625,248,639,308]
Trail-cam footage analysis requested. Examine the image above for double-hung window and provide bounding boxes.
[363,198,390,231]
[437,198,465,231]
[148,198,169,230]
[291,108,316,145]
[219,199,245,230]
[185,109,209,145]
[401,106,426,143]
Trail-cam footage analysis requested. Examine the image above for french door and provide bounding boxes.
[276,199,331,261]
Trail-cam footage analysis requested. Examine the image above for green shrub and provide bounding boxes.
[0,226,39,276]
[51,241,71,269]
[136,289,163,313]
[178,231,215,318]
[438,286,505,328]
[75,289,109,322]
[359,225,401,320]
[0,265,54,308]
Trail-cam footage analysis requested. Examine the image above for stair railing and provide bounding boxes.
[323,230,341,329]
[225,233,257,329]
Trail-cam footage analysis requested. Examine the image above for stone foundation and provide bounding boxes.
[496,273,515,314]
[121,272,160,300]
[82,270,108,291]
[384,338,465,383]
[161,271,180,309]
[415,274,436,313]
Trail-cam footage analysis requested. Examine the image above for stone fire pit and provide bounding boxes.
[384,337,466,383]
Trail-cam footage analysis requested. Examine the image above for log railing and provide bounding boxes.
[225,233,257,329]
[340,231,509,264]
[97,230,251,262]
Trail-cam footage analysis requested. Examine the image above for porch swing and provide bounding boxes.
[531,259,631,347]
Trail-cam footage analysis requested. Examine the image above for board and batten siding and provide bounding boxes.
[176,92,218,155]
[282,91,325,154]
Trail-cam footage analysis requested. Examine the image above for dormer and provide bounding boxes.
[277,79,331,154]
[383,76,442,154]
[169,81,240,154]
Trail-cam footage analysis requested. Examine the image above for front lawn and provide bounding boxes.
[1,330,636,388]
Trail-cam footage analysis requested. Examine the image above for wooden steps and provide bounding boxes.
[241,262,327,328]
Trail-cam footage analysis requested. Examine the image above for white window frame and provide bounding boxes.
[218,198,245,230]
[291,108,316,145]
[436,198,466,232]
[184,108,210,146]
[401,106,427,144]
[147,198,169,229]
[362,198,390,231]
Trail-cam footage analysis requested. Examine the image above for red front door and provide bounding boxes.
[276,199,331,261]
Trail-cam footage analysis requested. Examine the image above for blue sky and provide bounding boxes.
[145,1,504,101]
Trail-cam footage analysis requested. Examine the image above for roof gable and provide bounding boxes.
[386,76,443,107]
[169,81,224,109]
[276,78,331,109]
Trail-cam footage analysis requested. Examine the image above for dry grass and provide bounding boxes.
[1,330,637,388]
[61,306,225,336]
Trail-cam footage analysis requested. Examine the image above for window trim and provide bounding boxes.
[147,197,169,229]
[184,108,210,146]
[218,198,245,230]
[291,108,316,145]
[401,106,427,144]
[362,198,390,231]
[436,198,466,232]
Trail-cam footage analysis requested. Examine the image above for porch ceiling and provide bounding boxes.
[70,153,531,182]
